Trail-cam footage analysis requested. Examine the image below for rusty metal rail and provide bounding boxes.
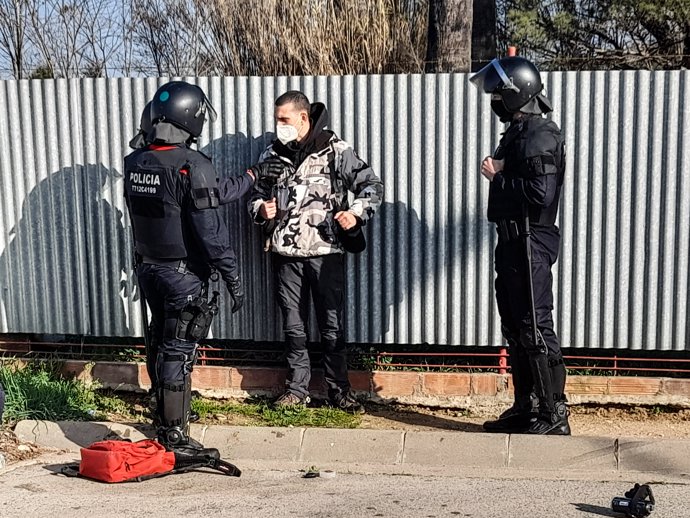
[374,351,690,375]
[1,337,689,376]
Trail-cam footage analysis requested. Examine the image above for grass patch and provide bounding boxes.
[191,397,362,428]
[0,360,133,424]
[0,359,359,428]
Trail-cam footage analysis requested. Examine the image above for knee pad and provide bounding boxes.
[520,326,548,355]
[501,325,521,348]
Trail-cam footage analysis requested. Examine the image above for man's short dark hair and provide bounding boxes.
[275,90,310,113]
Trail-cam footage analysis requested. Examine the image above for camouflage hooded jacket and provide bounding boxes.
[249,103,383,257]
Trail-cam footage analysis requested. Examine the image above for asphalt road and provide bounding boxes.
[1,453,687,518]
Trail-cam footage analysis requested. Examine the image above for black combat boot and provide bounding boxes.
[483,394,537,433]
[525,356,570,435]
[484,347,537,433]
[526,400,570,435]
[523,352,570,435]
[158,426,221,459]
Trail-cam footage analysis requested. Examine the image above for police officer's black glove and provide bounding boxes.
[226,276,244,314]
[249,158,284,182]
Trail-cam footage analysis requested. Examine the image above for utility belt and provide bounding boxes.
[497,220,521,242]
[140,256,189,275]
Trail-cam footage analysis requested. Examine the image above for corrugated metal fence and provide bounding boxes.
[0,72,688,351]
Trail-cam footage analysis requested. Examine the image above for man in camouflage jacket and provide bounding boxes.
[249,90,383,412]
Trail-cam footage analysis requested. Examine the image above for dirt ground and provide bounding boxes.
[0,427,43,464]
[357,403,690,438]
[188,400,690,439]
[2,403,690,467]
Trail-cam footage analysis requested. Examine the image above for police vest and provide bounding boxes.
[487,116,565,226]
[124,146,219,259]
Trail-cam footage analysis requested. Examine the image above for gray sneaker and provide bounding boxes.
[274,391,310,407]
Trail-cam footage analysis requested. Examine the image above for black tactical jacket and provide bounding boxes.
[124,144,240,282]
[488,115,565,226]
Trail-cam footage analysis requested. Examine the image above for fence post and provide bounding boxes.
[498,347,508,375]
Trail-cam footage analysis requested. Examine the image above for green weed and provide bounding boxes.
[0,360,98,423]
[191,397,361,428]
[0,360,135,423]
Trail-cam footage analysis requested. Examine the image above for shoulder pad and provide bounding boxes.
[523,119,562,157]
[196,149,213,161]
[186,153,219,209]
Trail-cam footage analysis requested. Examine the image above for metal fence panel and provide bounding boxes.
[0,72,688,351]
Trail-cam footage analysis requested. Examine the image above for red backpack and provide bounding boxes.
[62,439,240,483]
[78,440,175,483]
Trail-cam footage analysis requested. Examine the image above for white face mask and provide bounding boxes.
[276,123,299,145]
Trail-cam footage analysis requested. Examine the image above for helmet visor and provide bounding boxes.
[470,59,521,94]
[196,93,218,123]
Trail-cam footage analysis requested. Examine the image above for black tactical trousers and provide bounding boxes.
[494,224,565,408]
[273,253,348,400]
[137,263,203,428]
[495,225,560,355]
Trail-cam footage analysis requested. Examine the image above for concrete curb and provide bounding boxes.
[14,420,690,478]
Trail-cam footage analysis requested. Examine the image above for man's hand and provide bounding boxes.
[481,156,504,182]
[335,211,358,231]
[226,276,244,314]
[259,197,277,220]
[249,158,284,181]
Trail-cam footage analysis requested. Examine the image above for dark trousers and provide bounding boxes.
[494,225,566,408]
[273,253,348,399]
[137,263,203,426]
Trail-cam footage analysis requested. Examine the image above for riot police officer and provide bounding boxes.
[123,81,252,452]
[127,99,267,417]
[129,100,262,205]
[471,57,570,435]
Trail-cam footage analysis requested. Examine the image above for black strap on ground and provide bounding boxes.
[174,455,242,477]
[59,457,241,482]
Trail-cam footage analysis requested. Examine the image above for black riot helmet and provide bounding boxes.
[150,81,217,137]
[128,100,155,149]
[140,100,153,136]
[470,57,546,113]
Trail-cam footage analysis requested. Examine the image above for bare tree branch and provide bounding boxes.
[0,0,29,78]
